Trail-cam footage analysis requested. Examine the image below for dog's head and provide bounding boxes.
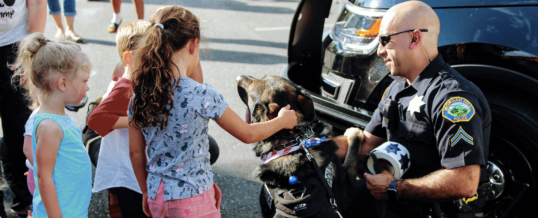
[237,75,316,155]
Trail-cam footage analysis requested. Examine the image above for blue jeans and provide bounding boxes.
[48,0,76,16]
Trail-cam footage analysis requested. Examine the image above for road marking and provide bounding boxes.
[255,24,334,31]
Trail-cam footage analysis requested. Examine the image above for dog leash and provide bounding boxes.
[364,151,387,218]
[261,137,326,164]
[302,145,343,218]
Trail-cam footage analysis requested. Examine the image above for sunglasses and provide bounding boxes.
[65,95,88,112]
[379,29,428,47]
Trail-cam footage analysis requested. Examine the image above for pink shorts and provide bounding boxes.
[148,181,222,218]
[27,168,35,196]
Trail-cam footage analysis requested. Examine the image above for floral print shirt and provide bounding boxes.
[128,77,228,201]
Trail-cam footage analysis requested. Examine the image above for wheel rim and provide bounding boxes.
[484,133,535,218]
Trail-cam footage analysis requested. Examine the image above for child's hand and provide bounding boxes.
[143,193,152,217]
[277,105,298,129]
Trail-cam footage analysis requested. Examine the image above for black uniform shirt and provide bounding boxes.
[365,54,491,182]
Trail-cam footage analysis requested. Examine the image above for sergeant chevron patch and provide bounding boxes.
[451,126,474,147]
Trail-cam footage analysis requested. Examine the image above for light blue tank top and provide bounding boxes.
[31,113,92,218]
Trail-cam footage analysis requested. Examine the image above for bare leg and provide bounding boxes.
[65,16,83,42]
[52,14,65,39]
[133,0,144,20]
[112,0,121,14]
[108,0,123,32]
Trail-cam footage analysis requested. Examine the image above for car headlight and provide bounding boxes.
[329,2,385,56]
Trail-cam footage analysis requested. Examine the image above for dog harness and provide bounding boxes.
[261,136,344,218]
[261,137,327,164]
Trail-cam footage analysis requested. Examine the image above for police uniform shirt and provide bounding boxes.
[365,54,491,182]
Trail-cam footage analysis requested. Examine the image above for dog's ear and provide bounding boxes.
[296,88,315,121]
[236,75,257,106]
[267,103,280,120]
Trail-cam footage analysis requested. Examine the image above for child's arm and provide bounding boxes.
[128,123,151,217]
[216,105,297,144]
[23,135,33,166]
[35,120,63,218]
[87,80,132,137]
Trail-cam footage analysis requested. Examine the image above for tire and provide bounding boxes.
[208,135,219,165]
[84,129,101,167]
[482,91,538,218]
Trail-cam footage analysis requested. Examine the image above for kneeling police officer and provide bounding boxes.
[339,1,493,217]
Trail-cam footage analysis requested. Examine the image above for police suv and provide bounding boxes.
[281,0,538,217]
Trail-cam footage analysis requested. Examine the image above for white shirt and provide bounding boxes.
[0,0,28,46]
[92,127,142,194]
[92,80,141,194]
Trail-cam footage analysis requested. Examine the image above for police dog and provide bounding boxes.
[237,75,363,218]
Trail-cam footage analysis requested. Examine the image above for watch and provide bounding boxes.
[387,179,401,202]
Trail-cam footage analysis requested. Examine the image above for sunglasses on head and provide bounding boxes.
[379,29,428,47]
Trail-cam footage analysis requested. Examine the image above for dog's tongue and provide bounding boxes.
[246,108,251,124]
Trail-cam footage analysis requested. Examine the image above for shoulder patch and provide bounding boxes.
[442,97,475,123]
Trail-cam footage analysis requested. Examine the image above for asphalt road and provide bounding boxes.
[1,0,341,217]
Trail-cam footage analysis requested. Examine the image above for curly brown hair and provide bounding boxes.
[130,6,200,129]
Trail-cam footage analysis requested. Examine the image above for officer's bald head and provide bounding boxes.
[377,1,440,82]
[381,1,440,50]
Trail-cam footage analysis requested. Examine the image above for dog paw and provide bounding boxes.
[344,127,364,146]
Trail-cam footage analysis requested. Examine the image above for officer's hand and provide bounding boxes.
[364,170,395,200]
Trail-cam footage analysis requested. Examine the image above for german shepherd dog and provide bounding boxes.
[237,75,364,218]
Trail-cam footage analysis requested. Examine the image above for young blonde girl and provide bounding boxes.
[128,6,297,218]
[12,33,93,218]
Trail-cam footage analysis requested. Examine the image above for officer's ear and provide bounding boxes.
[409,30,422,49]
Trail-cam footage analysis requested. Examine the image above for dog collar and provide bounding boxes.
[261,137,327,164]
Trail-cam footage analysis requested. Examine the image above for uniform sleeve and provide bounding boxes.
[87,80,133,137]
[364,87,390,139]
[431,92,487,169]
[199,84,228,121]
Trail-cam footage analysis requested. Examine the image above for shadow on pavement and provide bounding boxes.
[138,0,295,14]
[208,38,288,49]
[84,39,117,47]
[201,49,286,65]
[213,172,263,218]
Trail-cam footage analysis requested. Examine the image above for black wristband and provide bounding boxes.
[387,179,401,202]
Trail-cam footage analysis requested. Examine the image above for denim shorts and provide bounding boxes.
[47,0,76,16]
[148,181,222,218]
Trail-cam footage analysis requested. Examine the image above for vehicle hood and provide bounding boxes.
[354,0,538,9]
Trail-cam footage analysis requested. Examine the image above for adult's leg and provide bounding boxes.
[63,0,83,43]
[133,0,144,20]
[111,0,121,14]
[108,0,122,33]
[110,187,149,218]
[47,0,65,39]
[0,44,33,213]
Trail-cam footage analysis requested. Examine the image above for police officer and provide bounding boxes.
[344,1,492,217]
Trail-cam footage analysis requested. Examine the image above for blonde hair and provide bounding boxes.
[11,33,90,106]
[116,20,151,65]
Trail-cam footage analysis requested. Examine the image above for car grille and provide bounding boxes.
[321,71,355,104]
